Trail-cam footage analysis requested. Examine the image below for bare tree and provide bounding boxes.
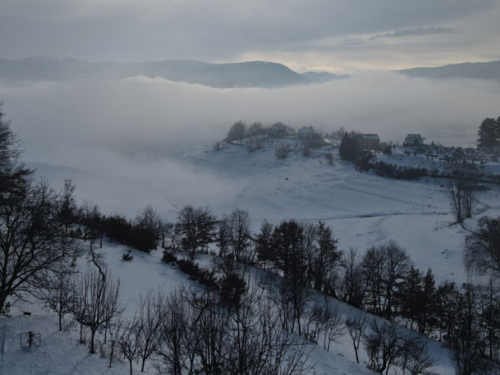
[445,173,465,224]
[161,221,182,253]
[363,319,405,374]
[120,318,143,375]
[157,280,312,375]
[36,264,78,330]
[133,205,162,253]
[136,289,165,372]
[448,285,486,375]
[76,270,124,353]
[324,305,346,351]
[398,336,436,375]
[306,297,345,350]
[106,318,124,368]
[226,209,252,262]
[58,179,78,237]
[444,164,479,223]
[156,287,193,375]
[340,249,366,308]
[362,241,410,320]
[465,216,500,280]
[0,103,32,199]
[346,314,367,364]
[0,179,81,314]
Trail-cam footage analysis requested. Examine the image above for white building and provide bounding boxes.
[297,126,322,140]
[404,134,425,146]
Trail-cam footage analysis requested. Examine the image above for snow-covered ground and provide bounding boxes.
[4,138,499,374]
[28,139,500,284]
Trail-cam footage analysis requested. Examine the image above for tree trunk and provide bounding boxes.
[0,293,9,315]
[90,329,96,353]
[353,342,359,363]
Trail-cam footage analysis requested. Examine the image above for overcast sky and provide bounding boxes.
[2,0,500,73]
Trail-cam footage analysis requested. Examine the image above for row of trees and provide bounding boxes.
[47,264,313,375]
[225,120,295,144]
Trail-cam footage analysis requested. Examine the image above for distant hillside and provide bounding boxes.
[301,71,349,83]
[0,57,312,88]
[399,60,500,81]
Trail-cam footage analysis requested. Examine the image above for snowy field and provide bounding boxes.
[28,139,500,285]
[3,138,499,375]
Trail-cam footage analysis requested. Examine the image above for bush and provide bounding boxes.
[213,141,223,151]
[324,152,333,164]
[302,145,311,157]
[275,143,291,160]
[355,154,374,172]
[161,251,177,264]
[176,259,218,290]
[122,250,133,261]
[247,142,262,153]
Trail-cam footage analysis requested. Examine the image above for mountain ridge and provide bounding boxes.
[398,59,500,80]
[0,57,313,88]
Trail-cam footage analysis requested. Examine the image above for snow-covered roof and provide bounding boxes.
[298,126,315,134]
[406,134,424,138]
[361,134,380,140]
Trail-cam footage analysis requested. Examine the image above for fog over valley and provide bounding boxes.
[2,73,499,168]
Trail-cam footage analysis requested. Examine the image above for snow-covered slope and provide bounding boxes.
[1,241,456,375]
[29,139,500,284]
[6,139,498,374]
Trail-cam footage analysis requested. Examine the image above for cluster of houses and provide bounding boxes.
[274,125,495,166]
[272,123,434,154]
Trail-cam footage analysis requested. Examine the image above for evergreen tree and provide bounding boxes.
[339,133,352,159]
[477,117,500,148]
[339,132,361,160]
[255,220,275,268]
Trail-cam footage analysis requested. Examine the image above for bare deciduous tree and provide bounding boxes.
[0,179,81,314]
[75,270,124,354]
[346,314,367,364]
[465,216,500,280]
[340,249,366,309]
[36,264,78,331]
[398,336,436,375]
[225,209,252,262]
[136,289,165,372]
[444,164,479,223]
[363,319,404,374]
[120,318,143,375]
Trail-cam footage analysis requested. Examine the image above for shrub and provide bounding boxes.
[213,141,223,151]
[275,143,291,160]
[302,145,311,157]
[161,251,177,264]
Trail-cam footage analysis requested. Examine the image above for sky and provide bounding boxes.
[1,0,500,73]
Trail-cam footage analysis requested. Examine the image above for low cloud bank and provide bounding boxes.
[0,73,499,173]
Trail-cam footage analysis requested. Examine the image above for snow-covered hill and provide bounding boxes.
[5,139,499,374]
